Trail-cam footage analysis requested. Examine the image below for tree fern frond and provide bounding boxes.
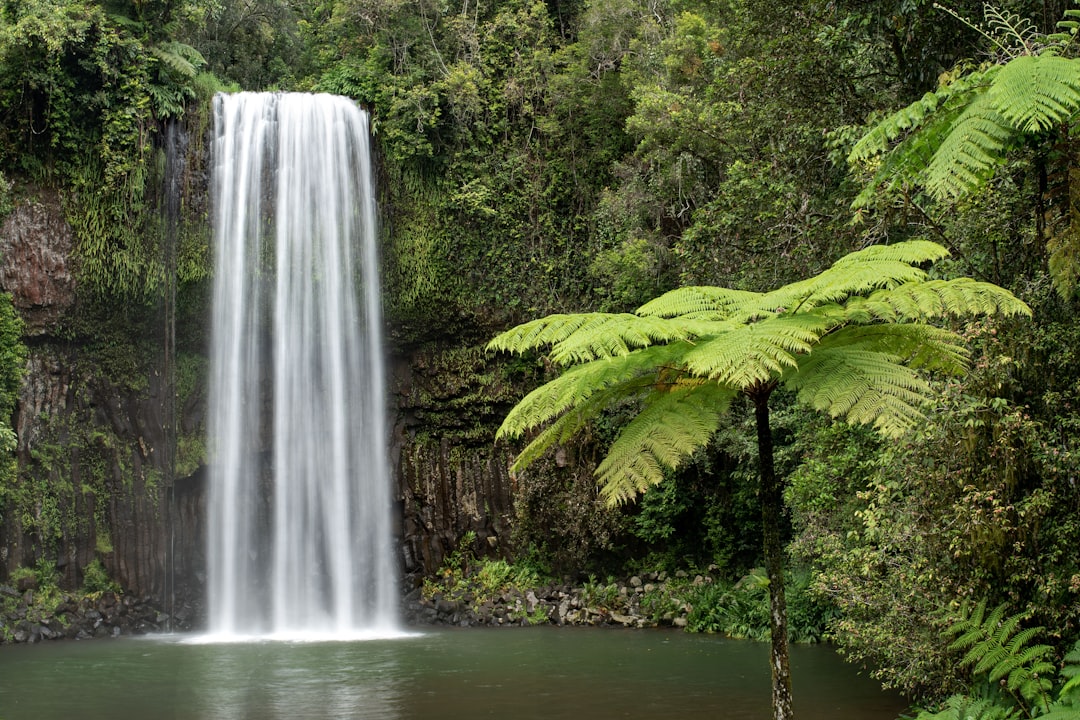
[488,313,701,365]
[783,347,931,436]
[755,241,950,311]
[848,68,998,163]
[548,313,702,364]
[746,242,929,311]
[152,41,206,78]
[495,343,689,439]
[823,323,971,374]
[990,54,1080,133]
[834,239,953,267]
[509,382,632,472]
[863,278,1032,321]
[637,286,762,319]
[597,382,735,505]
[487,313,611,355]
[925,94,1014,199]
[683,314,830,389]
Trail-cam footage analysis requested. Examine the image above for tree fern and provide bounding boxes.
[489,240,1030,720]
[852,47,1080,202]
[850,5,1080,294]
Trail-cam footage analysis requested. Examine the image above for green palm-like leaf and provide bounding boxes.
[509,381,633,472]
[152,40,206,78]
[849,68,998,163]
[496,343,689,440]
[596,381,735,504]
[488,313,699,364]
[853,47,1080,203]
[683,314,831,389]
[490,240,1029,506]
[945,600,1055,713]
[915,694,1018,720]
[783,346,930,437]
[991,54,1080,133]
[637,286,761,319]
[925,94,1014,200]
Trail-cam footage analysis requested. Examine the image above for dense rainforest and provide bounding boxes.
[2,0,1080,715]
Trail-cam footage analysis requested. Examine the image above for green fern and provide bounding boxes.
[945,601,1056,715]
[490,239,1030,504]
[852,49,1080,202]
[596,381,735,504]
[489,240,1031,720]
[915,694,1019,720]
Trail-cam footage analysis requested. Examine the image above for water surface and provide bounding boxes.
[0,627,905,720]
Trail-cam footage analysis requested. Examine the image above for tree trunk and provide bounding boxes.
[754,388,793,720]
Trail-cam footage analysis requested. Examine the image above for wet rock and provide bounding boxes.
[0,192,76,335]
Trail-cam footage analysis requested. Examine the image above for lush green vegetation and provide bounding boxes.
[2,1,1080,717]
[487,240,1030,719]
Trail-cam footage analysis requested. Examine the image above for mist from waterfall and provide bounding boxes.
[206,92,398,639]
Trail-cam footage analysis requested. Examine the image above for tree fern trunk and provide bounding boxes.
[754,387,793,720]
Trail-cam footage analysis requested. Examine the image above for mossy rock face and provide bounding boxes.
[0,190,77,336]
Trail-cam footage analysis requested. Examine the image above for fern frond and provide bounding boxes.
[823,323,971,374]
[637,286,762,319]
[914,694,1018,720]
[990,55,1080,133]
[783,346,931,437]
[758,240,952,312]
[983,4,1039,57]
[597,382,735,505]
[488,313,609,355]
[849,68,998,163]
[925,94,1014,199]
[488,313,699,365]
[944,600,1056,713]
[152,41,206,78]
[548,314,702,364]
[1056,641,1080,705]
[683,314,830,389]
[495,343,689,439]
[509,381,631,472]
[861,278,1032,321]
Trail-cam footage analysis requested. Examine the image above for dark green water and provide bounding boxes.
[0,627,905,720]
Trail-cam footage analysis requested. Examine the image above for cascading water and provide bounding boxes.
[206,92,397,639]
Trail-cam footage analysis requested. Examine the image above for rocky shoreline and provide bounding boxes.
[404,571,708,630]
[0,584,197,644]
[2,570,716,644]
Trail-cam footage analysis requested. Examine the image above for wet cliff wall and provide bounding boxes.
[0,189,208,610]
[0,186,611,614]
[0,121,625,617]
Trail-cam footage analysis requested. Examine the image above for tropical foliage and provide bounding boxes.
[489,239,1029,720]
[848,4,1080,298]
[911,601,1080,720]
[2,1,1080,716]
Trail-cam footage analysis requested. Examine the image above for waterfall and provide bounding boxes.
[206,92,397,638]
